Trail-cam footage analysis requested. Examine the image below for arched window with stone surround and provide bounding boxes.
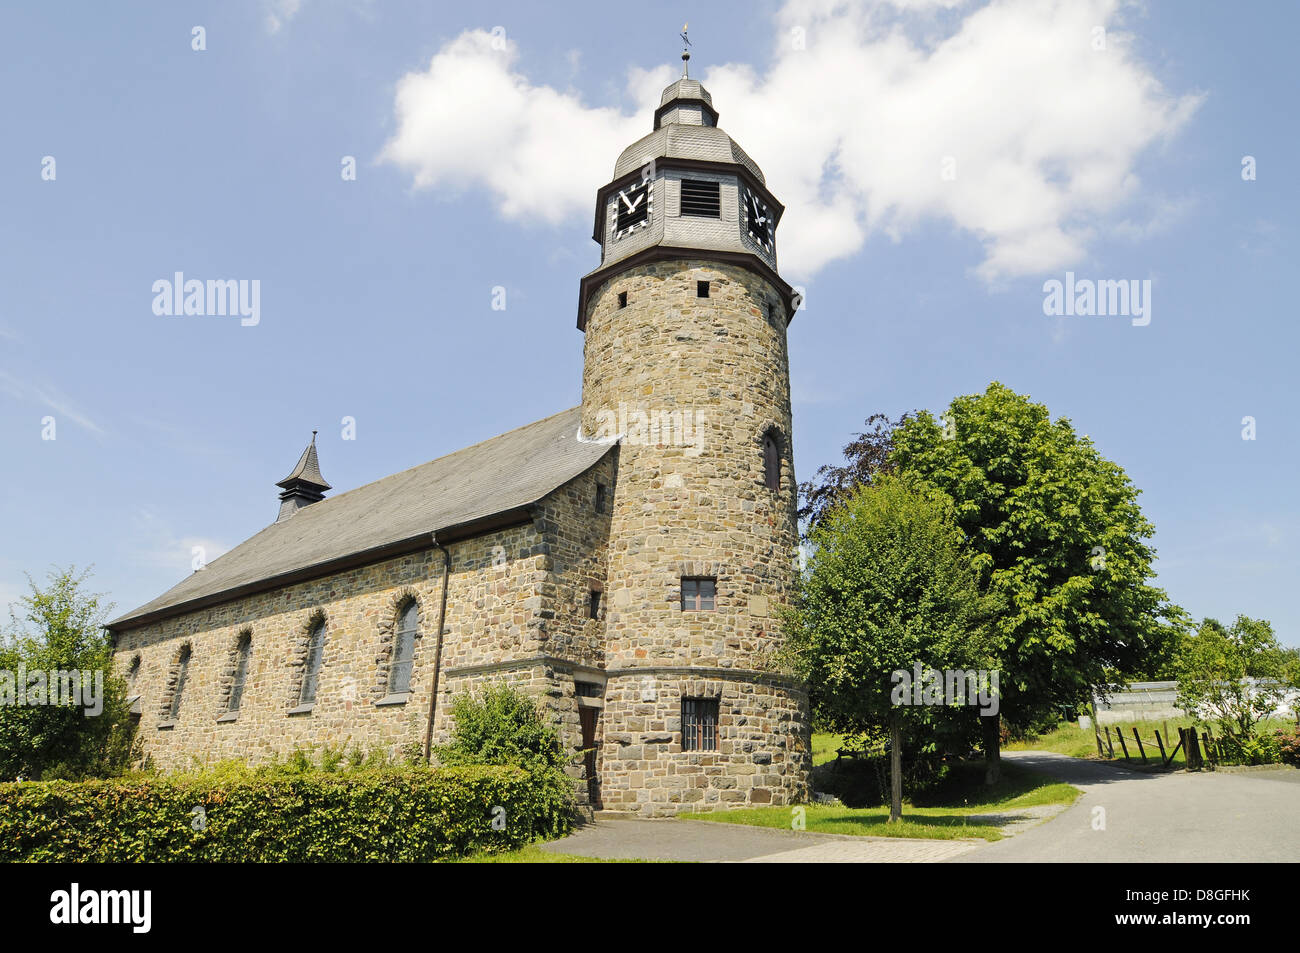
[167,644,192,721]
[226,632,252,713]
[298,619,326,708]
[762,429,782,492]
[388,601,418,695]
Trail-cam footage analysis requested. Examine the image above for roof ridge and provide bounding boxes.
[303,405,581,511]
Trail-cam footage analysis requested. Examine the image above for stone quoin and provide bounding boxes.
[107,61,813,816]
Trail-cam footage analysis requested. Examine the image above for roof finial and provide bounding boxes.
[680,22,692,79]
[311,429,318,444]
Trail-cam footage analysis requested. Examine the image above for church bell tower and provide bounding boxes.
[578,45,811,814]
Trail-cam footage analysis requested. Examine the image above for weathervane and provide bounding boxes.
[680,22,692,78]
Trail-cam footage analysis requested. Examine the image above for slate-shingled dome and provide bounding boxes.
[613,77,766,184]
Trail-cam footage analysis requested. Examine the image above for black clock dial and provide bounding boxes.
[745,188,772,250]
[615,180,651,233]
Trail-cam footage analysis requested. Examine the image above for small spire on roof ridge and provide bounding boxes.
[680,22,691,78]
[275,431,331,522]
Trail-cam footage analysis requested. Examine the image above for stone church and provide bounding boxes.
[108,62,812,815]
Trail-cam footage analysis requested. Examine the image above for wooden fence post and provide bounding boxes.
[1132,727,1148,764]
[1104,726,1114,759]
[1117,728,1130,760]
[1154,729,1167,764]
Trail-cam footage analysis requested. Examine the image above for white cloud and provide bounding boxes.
[127,509,229,575]
[265,0,303,34]
[380,0,1201,282]
[0,370,106,437]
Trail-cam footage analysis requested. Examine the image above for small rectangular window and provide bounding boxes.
[681,577,716,611]
[682,698,719,751]
[697,280,710,298]
[589,590,601,619]
[595,482,608,513]
[680,179,721,218]
[617,291,628,309]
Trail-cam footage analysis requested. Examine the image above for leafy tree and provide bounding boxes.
[783,475,991,821]
[798,412,912,527]
[888,383,1185,781]
[1175,615,1297,745]
[0,566,137,780]
[434,683,565,771]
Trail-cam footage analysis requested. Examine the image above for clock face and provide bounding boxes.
[744,187,773,252]
[614,180,652,236]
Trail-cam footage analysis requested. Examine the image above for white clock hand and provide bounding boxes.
[621,193,634,211]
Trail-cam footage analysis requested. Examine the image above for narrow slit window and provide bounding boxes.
[595,482,608,513]
[681,577,716,611]
[697,280,710,298]
[589,590,602,620]
[388,602,418,695]
[680,179,720,218]
[763,431,782,492]
[617,291,628,309]
[682,698,719,751]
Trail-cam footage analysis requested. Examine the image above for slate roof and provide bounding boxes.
[108,407,613,630]
[276,433,330,490]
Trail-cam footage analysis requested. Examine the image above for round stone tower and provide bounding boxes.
[577,68,811,814]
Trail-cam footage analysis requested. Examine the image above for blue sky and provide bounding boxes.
[1,0,1296,646]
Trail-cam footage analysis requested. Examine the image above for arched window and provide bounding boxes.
[169,645,192,720]
[298,620,326,707]
[388,602,418,695]
[126,655,141,694]
[227,633,252,713]
[763,430,782,492]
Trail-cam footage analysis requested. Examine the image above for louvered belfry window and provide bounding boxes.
[682,698,719,751]
[388,602,418,694]
[680,179,721,218]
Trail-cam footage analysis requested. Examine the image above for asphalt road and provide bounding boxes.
[950,751,1300,862]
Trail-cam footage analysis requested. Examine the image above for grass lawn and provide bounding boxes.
[681,758,1079,842]
[811,731,849,766]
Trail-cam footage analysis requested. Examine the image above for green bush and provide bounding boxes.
[1276,726,1300,767]
[0,762,574,862]
[1216,732,1282,766]
[434,684,565,771]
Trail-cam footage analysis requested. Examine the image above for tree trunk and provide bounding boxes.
[888,709,903,823]
[981,713,1001,785]
[1090,700,1104,757]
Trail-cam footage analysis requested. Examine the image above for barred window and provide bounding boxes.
[169,645,191,720]
[681,577,716,611]
[680,179,720,218]
[298,620,326,707]
[388,603,418,695]
[227,633,252,712]
[682,698,719,751]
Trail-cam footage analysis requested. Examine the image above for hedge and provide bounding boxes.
[0,763,574,862]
